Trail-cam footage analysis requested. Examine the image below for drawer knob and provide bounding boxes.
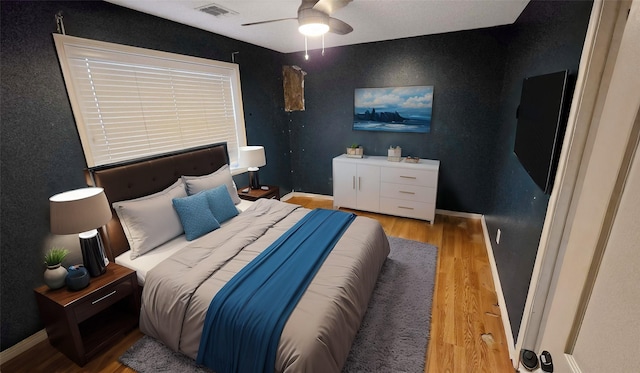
[91,290,117,305]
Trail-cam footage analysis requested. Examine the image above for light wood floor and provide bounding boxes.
[2,196,514,373]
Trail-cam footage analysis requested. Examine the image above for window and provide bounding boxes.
[53,34,246,168]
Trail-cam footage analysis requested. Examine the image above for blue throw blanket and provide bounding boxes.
[196,208,356,373]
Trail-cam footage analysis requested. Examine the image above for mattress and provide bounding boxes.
[139,198,390,372]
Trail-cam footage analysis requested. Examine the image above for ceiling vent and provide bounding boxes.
[197,3,238,17]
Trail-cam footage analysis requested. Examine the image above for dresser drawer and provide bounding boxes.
[380,167,437,187]
[380,182,435,202]
[73,278,134,323]
[380,197,435,221]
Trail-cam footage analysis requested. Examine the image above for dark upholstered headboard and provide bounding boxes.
[85,143,230,261]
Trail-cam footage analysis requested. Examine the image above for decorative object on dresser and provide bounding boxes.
[387,146,402,162]
[34,263,140,366]
[238,145,267,189]
[49,187,112,277]
[238,184,280,201]
[346,144,364,158]
[43,247,69,290]
[333,154,439,223]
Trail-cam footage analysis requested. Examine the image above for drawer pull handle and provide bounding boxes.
[352,176,355,190]
[399,191,415,195]
[400,175,417,179]
[92,290,116,305]
[398,206,414,210]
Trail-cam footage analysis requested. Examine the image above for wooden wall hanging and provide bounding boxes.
[283,65,306,112]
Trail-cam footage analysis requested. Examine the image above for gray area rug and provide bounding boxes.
[119,236,438,373]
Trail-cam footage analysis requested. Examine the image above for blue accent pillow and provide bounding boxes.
[205,184,239,224]
[172,192,221,241]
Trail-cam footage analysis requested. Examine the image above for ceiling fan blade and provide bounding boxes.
[313,0,353,15]
[242,17,296,27]
[299,0,320,12]
[328,17,353,35]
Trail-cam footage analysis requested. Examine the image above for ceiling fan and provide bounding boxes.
[242,0,354,37]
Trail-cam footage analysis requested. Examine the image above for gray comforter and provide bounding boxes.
[139,199,390,372]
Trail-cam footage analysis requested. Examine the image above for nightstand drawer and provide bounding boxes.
[74,279,133,323]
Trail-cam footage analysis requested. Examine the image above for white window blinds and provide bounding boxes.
[53,34,246,168]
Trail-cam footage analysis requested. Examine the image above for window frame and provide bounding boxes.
[53,34,247,170]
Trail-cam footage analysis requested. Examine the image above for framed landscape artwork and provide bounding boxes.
[353,85,433,133]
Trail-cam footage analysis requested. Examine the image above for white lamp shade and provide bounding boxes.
[238,146,266,169]
[50,187,112,235]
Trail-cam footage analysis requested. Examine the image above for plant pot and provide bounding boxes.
[346,147,364,158]
[44,264,68,290]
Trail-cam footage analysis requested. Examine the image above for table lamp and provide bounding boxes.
[50,187,112,277]
[239,146,266,189]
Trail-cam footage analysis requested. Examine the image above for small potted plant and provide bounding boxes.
[346,143,364,158]
[44,247,69,289]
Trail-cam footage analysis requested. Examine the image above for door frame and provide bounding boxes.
[515,0,633,365]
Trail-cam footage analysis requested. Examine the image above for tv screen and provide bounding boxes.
[514,70,570,194]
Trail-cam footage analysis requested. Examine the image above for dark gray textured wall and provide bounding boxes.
[1,0,592,352]
[283,0,592,342]
[284,30,509,212]
[485,0,593,340]
[0,1,288,350]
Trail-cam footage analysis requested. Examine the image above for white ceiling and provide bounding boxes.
[106,0,530,54]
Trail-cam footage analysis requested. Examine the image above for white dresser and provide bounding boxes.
[332,155,439,223]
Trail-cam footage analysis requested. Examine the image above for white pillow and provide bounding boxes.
[182,164,241,205]
[113,179,187,259]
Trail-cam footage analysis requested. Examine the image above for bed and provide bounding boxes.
[88,143,390,373]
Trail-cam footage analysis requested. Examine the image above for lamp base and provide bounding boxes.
[79,230,108,277]
[248,168,261,189]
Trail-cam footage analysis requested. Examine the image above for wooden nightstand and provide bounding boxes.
[33,263,139,366]
[238,185,280,201]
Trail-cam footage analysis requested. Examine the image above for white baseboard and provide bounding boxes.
[282,191,333,201]
[284,193,485,220]
[480,216,517,367]
[0,329,47,365]
[435,208,483,219]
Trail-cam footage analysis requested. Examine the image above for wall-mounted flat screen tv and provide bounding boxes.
[353,86,433,133]
[514,70,570,194]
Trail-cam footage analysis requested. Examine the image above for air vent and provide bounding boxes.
[197,3,238,17]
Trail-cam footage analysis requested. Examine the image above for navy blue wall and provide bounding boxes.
[288,29,506,212]
[0,1,288,350]
[485,0,592,340]
[0,0,592,351]
[284,30,509,211]
[283,1,592,341]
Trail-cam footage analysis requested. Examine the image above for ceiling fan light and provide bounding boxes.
[299,22,329,36]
